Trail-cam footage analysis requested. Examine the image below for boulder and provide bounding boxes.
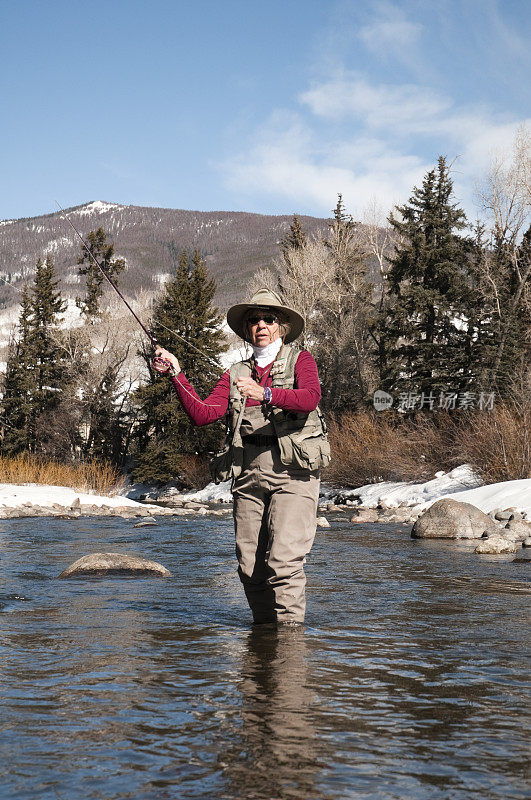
[474,536,517,554]
[380,507,413,522]
[58,552,172,578]
[316,516,330,528]
[350,509,379,523]
[411,499,500,539]
[503,520,531,541]
[522,537,531,548]
[494,508,516,521]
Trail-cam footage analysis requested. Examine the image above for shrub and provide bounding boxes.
[325,401,530,488]
[177,454,212,490]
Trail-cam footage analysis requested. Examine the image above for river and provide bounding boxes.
[0,514,528,799]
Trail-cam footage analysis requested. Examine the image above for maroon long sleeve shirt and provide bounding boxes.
[171,350,321,427]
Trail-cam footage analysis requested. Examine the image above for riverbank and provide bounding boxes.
[0,465,529,524]
[183,464,531,518]
[0,483,231,519]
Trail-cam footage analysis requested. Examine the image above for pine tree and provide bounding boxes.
[30,256,67,427]
[132,249,227,483]
[278,215,308,302]
[379,157,476,398]
[280,215,306,263]
[1,258,68,456]
[1,285,37,454]
[76,227,125,320]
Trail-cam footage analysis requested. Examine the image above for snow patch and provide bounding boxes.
[417,479,531,516]
[0,483,142,509]
[332,465,482,508]
[73,201,122,216]
[185,482,233,503]
[43,236,73,255]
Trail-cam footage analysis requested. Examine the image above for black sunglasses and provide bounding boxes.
[247,313,278,326]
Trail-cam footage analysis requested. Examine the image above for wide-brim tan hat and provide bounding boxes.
[227,288,305,344]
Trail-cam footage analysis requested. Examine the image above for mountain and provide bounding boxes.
[0,200,330,311]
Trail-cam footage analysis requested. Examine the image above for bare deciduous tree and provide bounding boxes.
[475,125,531,390]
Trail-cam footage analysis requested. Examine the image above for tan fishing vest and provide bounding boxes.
[223,344,330,479]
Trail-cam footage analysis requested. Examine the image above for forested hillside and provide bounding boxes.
[0,201,330,310]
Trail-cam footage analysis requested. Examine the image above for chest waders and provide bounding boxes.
[213,344,328,625]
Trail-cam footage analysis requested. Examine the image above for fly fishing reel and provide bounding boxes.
[152,356,178,376]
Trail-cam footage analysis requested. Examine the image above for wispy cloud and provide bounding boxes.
[359,18,422,53]
[299,76,451,129]
[222,108,431,217]
[221,1,529,219]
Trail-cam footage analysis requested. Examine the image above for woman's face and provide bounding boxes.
[246,309,281,346]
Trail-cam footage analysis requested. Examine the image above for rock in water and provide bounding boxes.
[474,536,517,554]
[58,552,172,578]
[411,498,500,539]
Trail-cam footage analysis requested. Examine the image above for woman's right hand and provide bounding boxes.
[153,346,181,375]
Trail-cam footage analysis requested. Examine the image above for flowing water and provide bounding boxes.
[0,513,529,800]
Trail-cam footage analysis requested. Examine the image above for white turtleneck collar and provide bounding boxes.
[252,337,283,367]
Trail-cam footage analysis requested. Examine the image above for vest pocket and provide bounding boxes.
[289,433,331,471]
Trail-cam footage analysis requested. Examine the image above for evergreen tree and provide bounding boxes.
[76,227,125,320]
[30,256,67,428]
[280,215,306,262]
[133,249,227,483]
[278,215,308,302]
[1,285,37,454]
[1,257,67,455]
[379,157,476,397]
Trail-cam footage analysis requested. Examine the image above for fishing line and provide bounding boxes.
[54,201,224,374]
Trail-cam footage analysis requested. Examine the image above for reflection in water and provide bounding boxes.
[0,516,529,799]
[221,625,319,799]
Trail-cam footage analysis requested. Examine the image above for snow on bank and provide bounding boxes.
[418,479,531,517]
[332,465,482,508]
[184,465,531,516]
[1,467,528,517]
[0,483,143,509]
[184,465,481,506]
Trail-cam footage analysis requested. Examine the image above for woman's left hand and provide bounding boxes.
[235,377,265,401]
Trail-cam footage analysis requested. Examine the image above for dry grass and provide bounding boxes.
[325,410,453,487]
[324,404,529,487]
[0,454,125,495]
[456,403,530,482]
[178,454,212,490]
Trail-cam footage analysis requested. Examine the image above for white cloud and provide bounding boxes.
[222,76,529,219]
[222,110,431,217]
[300,76,452,128]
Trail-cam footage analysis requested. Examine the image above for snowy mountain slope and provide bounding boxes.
[0,201,330,314]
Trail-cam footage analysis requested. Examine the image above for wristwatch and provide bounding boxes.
[263,386,272,404]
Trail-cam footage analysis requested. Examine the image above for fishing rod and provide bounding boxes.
[54,201,222,373]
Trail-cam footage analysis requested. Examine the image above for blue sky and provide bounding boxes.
[1,0,529,222]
